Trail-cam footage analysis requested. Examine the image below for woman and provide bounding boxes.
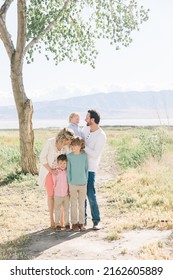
[38,128,74,228]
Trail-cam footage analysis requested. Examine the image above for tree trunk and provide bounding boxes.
[11,55,38,175]
[18,99,38,175]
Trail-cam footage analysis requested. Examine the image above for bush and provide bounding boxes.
[0,147,20,165]
[115,128,171,169]
[116,137,148,169]
[139,129,170,161]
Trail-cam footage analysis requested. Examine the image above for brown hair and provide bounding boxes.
[71,136,85,151]
[57,154,67,162]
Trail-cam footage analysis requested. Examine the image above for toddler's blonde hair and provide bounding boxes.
[69,112,80,123]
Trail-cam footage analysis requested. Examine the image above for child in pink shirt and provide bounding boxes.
[53,154,70,231]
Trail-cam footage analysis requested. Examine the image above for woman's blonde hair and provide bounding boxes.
[69,112,80,123]
[56,128,74,144]
[71,136,85,151]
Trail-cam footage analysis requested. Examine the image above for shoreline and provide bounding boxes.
[1,125,173,132]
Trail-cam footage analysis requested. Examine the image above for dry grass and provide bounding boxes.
[100,127,173,259]
[0,129,58,259]
[0,177,49,259]
[138,242,171,260]
[1,127,173,259]
[101,156,173,232]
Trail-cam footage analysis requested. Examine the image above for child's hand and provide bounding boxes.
[54,169,60,175]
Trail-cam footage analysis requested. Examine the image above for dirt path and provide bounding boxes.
[24,144,173,260]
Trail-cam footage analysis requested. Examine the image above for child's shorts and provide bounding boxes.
[45,172,54,196]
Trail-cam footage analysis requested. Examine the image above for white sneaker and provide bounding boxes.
[93,222,100,230]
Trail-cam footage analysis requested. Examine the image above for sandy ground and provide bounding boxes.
[24,145,173,260]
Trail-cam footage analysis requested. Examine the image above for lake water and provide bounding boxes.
[0,118,172,129]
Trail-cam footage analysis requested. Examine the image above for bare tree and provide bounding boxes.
[0,0,149,174]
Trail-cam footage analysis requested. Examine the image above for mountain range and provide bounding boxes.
[1,90,173,120]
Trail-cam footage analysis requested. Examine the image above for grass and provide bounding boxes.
[102,127,173,231]
[0,129,58,259]
[102,160,173,230]
[101,127,173,259]
[1,126,173,259]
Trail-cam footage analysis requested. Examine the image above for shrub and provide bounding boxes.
[115,128,171,169]
[139,129,170,161]
[0,147,20,165]
[116,137,148,169]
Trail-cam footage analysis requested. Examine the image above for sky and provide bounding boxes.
[1,0,173,106]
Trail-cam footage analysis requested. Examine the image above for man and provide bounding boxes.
[82,109,107,230]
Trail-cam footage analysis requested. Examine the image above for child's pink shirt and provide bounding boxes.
[53,169,69,197]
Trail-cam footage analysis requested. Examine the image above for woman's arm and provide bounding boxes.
[43,163,57,175]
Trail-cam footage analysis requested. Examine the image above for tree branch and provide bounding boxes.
[25,18,58,54]
[0,0,14,18]
[0,16,15,59]
[0,0,15,58]
[25,0,70,54]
